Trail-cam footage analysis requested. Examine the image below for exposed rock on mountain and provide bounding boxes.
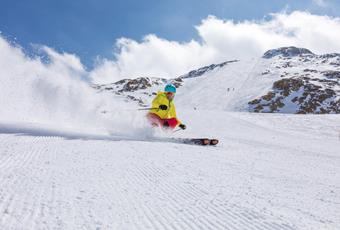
[248,77,339,114]
[94,77,183,106]
[249,47,339,114]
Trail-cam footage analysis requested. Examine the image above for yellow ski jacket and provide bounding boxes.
[149,91,181,123]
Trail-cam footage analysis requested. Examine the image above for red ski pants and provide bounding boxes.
[147,113,179,129]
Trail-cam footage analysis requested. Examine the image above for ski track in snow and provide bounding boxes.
[0,112,339,230]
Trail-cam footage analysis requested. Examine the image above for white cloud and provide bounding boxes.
[90,11,340,84]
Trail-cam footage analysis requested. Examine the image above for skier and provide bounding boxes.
[147,83,186,130]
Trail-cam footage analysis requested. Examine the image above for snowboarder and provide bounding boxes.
[147,84,186,130]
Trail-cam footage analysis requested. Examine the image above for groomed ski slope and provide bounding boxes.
[1,111,339,230]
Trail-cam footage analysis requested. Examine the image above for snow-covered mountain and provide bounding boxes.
[249,47,339,114]
[95,46,339,114]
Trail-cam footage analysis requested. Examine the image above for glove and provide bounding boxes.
[179,124,186,130]
[159,104,168,110]
[163,121,169,127]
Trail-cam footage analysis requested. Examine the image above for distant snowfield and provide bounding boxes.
[1,111,339,230]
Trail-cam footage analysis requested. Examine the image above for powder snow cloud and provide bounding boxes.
[90,11,340,84]
[0,36,155,135]
[0,36,110,128]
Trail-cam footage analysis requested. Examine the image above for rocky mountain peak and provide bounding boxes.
[262,46,314,59]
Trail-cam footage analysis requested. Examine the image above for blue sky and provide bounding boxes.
[1,0,339,68]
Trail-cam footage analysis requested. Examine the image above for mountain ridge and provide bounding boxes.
[94,46,339,114]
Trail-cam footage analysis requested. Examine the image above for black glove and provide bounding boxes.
[159,104,168,110]
[163,121,169,127]
[179,124,186,130]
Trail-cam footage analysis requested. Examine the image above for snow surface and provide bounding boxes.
[1,111,339,230]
